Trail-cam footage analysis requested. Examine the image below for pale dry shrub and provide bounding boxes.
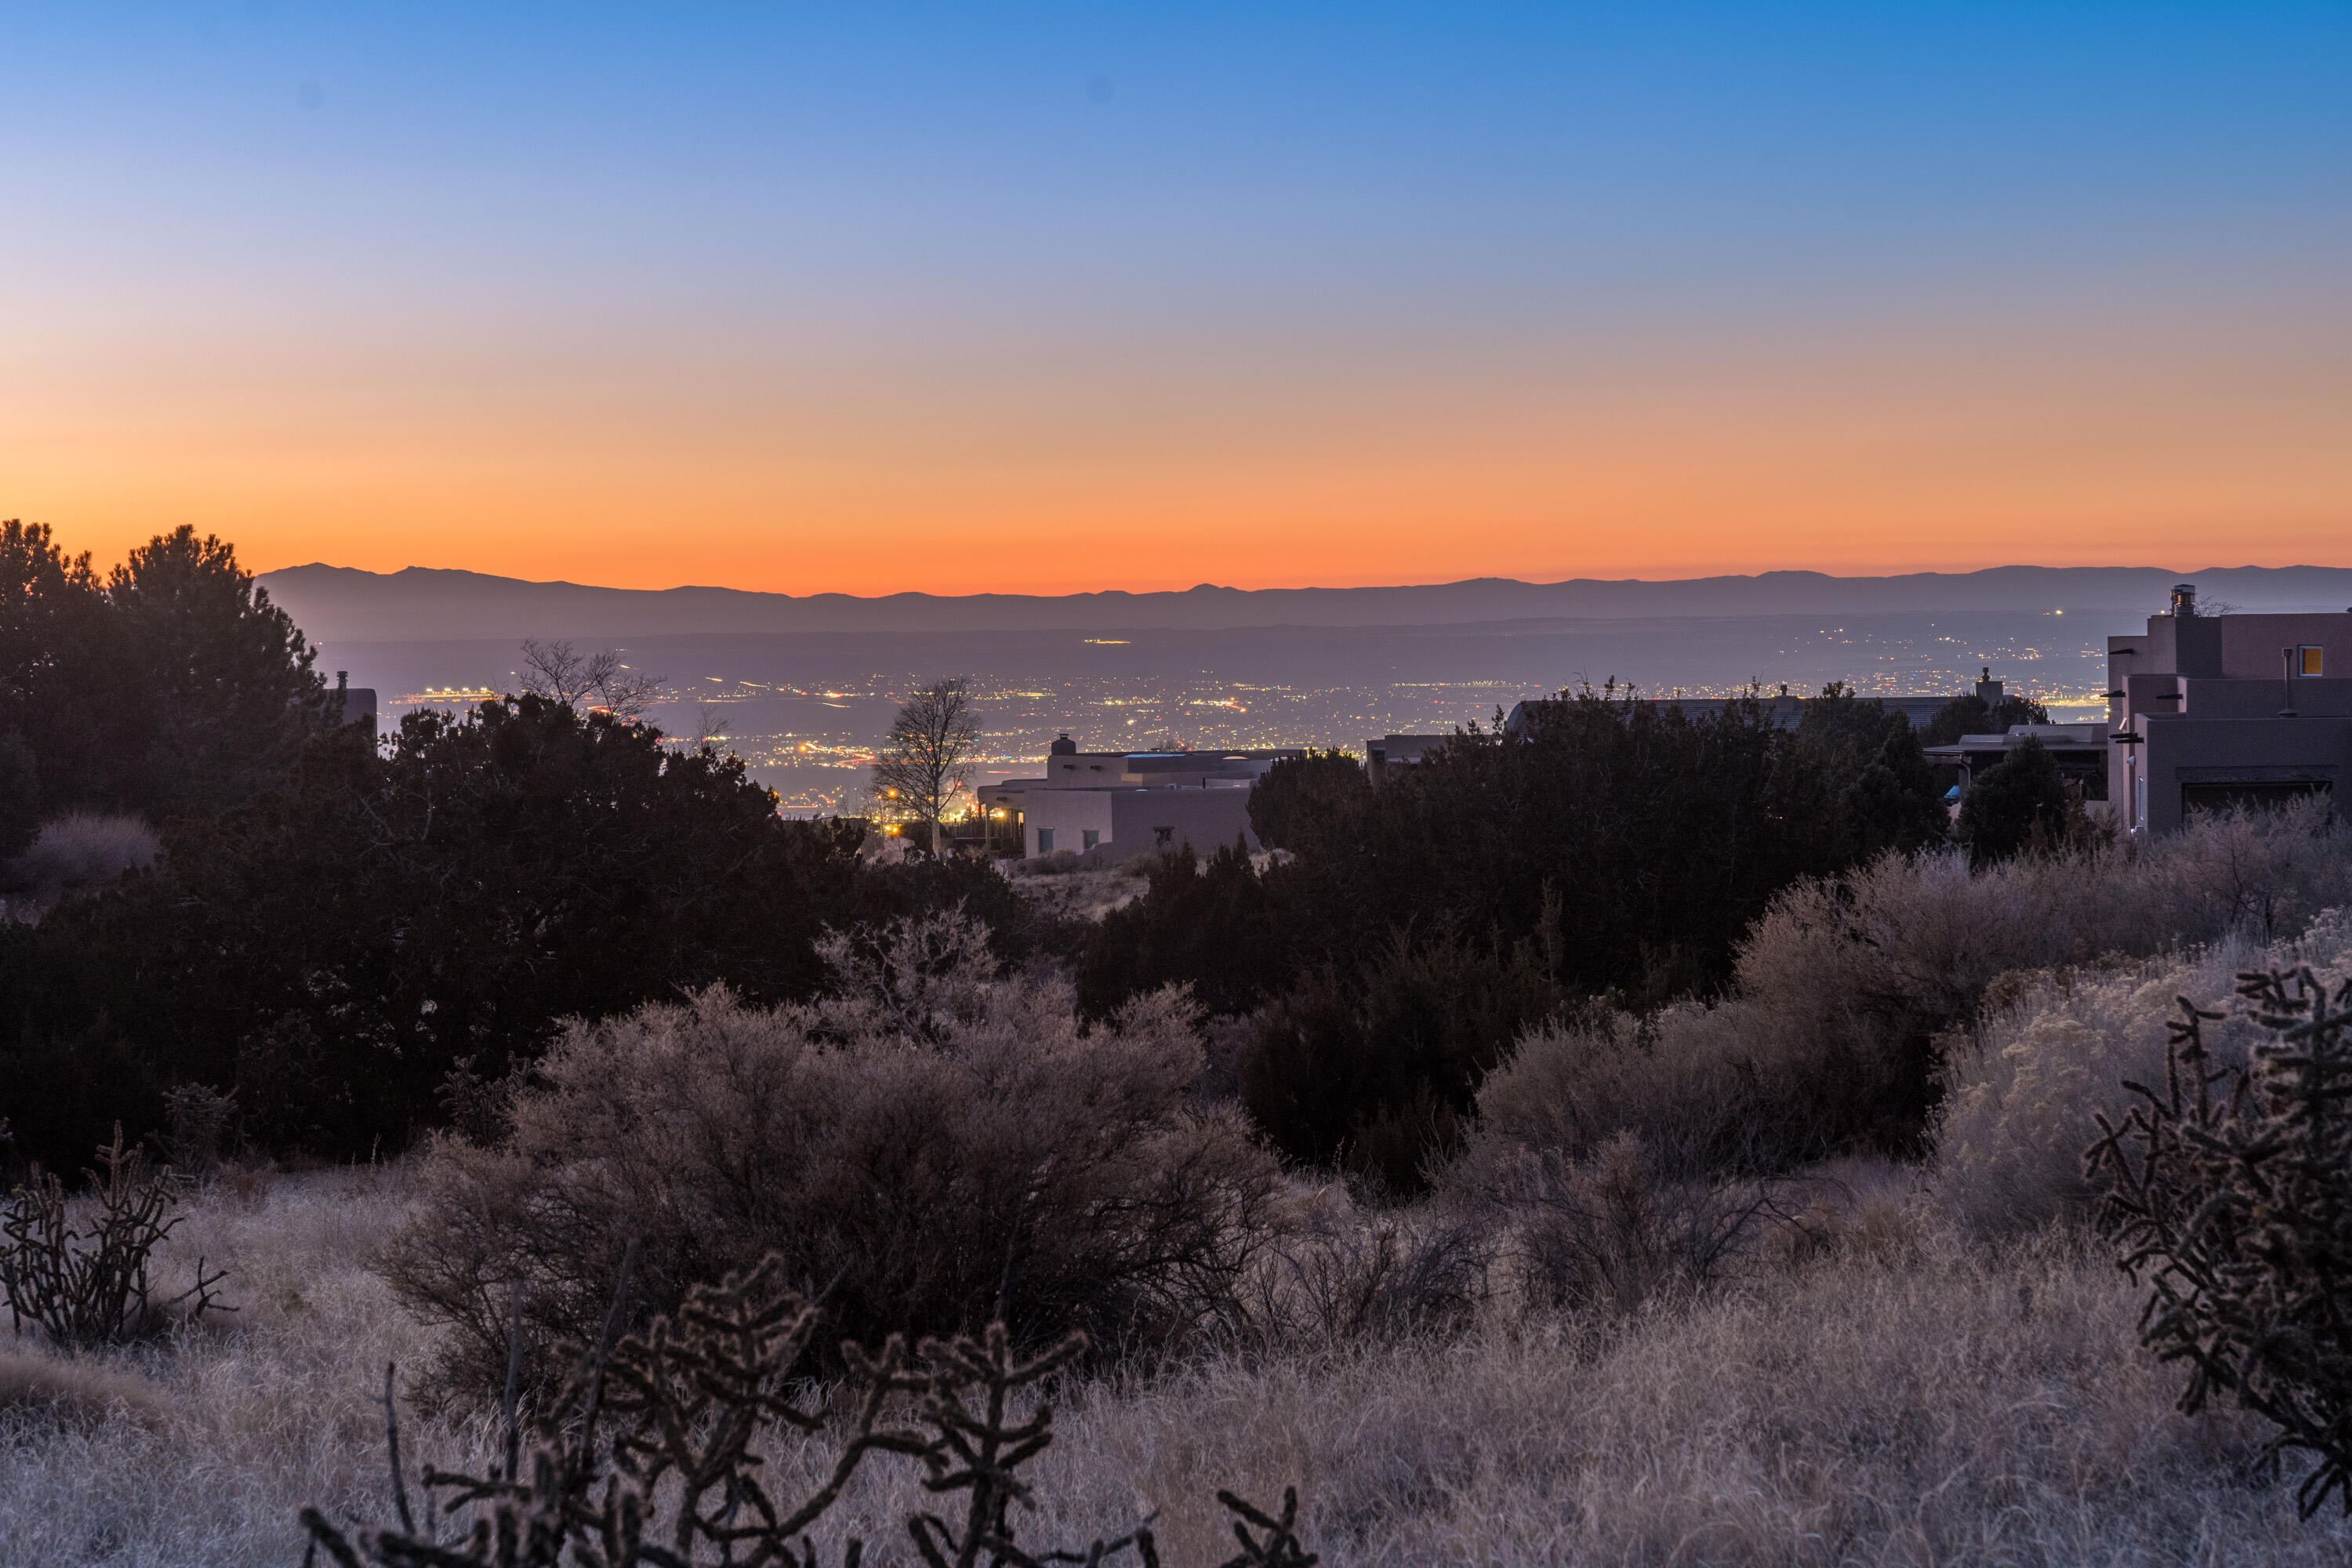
[379,913,1283,1403]
[0,810,159,913]
[1740,798,2352,1087]
[1441,1126,1797,1318]
[1239,1197,1493,1345]
[1476,802,2352,1181]
[1930,910,2352,1234]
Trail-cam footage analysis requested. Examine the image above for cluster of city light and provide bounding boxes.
[391,686,499,705]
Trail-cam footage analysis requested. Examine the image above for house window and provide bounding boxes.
[2302,647,2325,677]
[1037,829,1054,853]
[1154,826,1174,846]
[1081,829,1100,850]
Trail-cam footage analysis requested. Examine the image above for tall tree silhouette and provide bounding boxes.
[871,677,980,852]
[107,527,336,818]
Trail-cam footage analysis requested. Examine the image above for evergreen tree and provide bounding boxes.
[1956,735,2070,865]
[1923,691,2049,747]
[107,526,336,818]
[0,519,118,815]
[1076,840,1286,1020]
[0,731,38,860]
[0,697,868,1162]
[1247,749,1372,852]
[1838,713,1949,860]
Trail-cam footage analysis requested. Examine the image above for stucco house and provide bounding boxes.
[980,735,1304,862]
[2108,584,2352,834]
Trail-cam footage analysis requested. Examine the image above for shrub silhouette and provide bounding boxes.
[380,913,1281,1403]
[1077,841,1286,1021]
[1242,918,1566,1193]
[1245,750,1370,854]
[2088,964,2352,1517]
[1957,735,2073,866]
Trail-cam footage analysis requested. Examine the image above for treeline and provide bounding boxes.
[0,524,1043,1168]
[1076,685,2050,1189]
[2,519,2073,1190]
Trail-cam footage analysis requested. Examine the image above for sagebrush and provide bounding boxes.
[380,913,1281,1403]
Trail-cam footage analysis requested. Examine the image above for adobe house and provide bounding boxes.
[2109,584,2352,834]
[980,734,1305,861]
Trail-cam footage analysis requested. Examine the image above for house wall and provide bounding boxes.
[2134,715,2351,837]
[1108,787,1258,862]
[2108,609,2352,825]
[1022,789,1114,858]
[1021,786,1259,862]
[2217,615,2352,681]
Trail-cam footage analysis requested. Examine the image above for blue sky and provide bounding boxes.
[4,2,2347,591]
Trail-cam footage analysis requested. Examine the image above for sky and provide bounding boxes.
[2,2,2348,596]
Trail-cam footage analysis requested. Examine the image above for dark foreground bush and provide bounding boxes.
[2089,965,2352,1518]
[380,913,1283,1403]
[1077,841,1287,1022]
[1241,920,1569,1193]
[0,699,875,1166]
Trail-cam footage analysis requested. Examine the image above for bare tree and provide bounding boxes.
[517,638,669,720]
[871,677,981,853]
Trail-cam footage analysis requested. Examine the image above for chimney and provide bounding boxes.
[1976,668,2004,707]
[2169,583,2198,618]
[1049,732,1076,757]
[336,670,349,691]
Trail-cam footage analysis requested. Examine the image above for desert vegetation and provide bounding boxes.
[13,526,2352,1561]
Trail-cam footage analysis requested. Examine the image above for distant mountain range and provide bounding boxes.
[257,562,2352,644]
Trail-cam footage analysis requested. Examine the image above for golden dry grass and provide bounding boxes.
[4,1161,2350,1566]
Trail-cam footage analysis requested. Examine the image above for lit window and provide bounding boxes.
[1037,829,1055,853]
[2302,646,2325,677]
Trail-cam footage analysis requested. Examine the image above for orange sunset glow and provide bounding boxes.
[5,5,2347,593]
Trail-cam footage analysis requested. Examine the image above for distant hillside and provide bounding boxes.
[256,562,2352,643]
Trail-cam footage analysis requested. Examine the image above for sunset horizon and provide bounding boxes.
[8,3,2346,597]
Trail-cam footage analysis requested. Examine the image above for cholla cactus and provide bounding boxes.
[0,1123,230,1349]
[2087,965,2352,1517]
[303,1253,1315,1567]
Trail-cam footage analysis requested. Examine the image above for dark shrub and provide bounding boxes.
[1958,735,2071,866]
[0,732,37,862]
[1076,840,1285,1021]
[1247,749,1371,852]
[1084,688,1896,1034]
[0,699,867,1164]
[1242,919,1566,1193]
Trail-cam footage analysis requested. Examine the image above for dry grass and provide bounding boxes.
[5,1162,2350,1566]
[0,812,160,920]
[1004,859,1149,923]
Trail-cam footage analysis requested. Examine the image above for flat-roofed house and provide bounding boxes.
[981,735,1305,861]
[2109,584,2352,834]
